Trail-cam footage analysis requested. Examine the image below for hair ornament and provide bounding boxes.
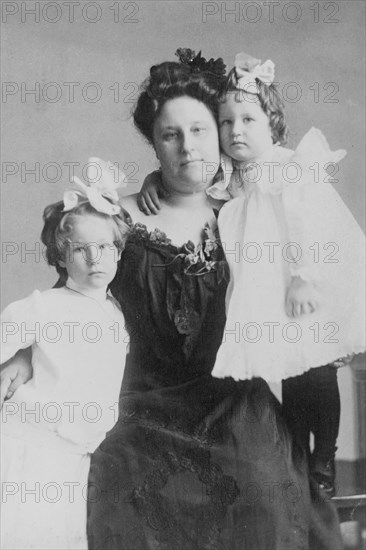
[234,52,275,93]
[63,157,127,216]
[175,48,226,76]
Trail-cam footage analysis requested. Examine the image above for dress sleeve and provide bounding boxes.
[0,290,42,363]
[281,128,347,284]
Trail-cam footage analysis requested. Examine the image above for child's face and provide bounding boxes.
[59,214,120,290]
[218,92,273,162]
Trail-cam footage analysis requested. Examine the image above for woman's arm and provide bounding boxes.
[1,348,33,408]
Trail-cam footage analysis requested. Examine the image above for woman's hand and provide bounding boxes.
[137,170,169,215]
[285,276,321,318]
[0,348,33,409]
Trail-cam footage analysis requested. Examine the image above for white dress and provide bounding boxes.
[0,283,128,549]
[208,128,365,382]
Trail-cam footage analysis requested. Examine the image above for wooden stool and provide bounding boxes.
[333,495,366,550]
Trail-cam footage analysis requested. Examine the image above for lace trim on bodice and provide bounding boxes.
[124,222,228,349]
[129,222,174,249]
[129,222,228,279]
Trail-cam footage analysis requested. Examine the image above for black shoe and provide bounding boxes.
[310,454,336,498]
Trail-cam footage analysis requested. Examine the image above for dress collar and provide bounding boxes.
[65,277,109,304]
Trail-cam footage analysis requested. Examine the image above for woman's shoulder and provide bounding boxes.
[121,194,171,236]
[120,194,144,224]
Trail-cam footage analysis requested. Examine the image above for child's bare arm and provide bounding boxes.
[0,348,33,409]
[137,171,169,215]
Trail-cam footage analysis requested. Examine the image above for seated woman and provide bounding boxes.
[87,55,343,549]
[1,52,343,549]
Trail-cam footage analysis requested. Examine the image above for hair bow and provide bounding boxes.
[63,157,127,216]
[234,52,275,93]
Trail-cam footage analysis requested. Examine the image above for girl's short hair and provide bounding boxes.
[41,201,130,280]
[133,61,224,145]
[221,67,288,145]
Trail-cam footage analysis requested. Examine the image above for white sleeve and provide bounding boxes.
[0,290,43,363]
[206,154,234,201]
[282,128,347,284]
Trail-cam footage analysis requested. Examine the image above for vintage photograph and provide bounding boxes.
[1,1,365,548]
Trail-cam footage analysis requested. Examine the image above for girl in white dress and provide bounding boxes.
[0,173,130,549]
[137,51,365,495]
[207,52,365,494]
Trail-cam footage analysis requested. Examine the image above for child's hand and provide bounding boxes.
[285,276,320,318]
[0,349,33,409]
[137,171,169,215]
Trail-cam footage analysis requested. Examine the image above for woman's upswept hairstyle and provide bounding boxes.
[222,67,288,145]
[41,201,130,281]
[133,57,226,145]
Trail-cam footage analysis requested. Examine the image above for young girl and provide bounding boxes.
[137,51,365,495]
[0,172,130,549]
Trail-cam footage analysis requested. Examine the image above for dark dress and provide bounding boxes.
[87,223,343,550]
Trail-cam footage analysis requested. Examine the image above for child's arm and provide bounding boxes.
[1,291,40,363]
[282,129,347,318]
[0,290,41,406]
[1,348,33,408]
[137,170,169,215]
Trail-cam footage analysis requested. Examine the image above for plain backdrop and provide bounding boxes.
[1,0,365,461]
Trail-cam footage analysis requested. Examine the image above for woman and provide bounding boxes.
[1,54,342,549]
[87,57,342,549]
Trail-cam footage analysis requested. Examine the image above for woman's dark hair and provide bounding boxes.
[41,201,130,281]
[221,67,288,145]
[133,61,225,145]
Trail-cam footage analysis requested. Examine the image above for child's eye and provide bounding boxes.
[243,117,253,123]
[99,243,114,251]
[193,127,206,134]
[219,120,231,127]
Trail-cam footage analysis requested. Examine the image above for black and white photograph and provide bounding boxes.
[1,1,365,548]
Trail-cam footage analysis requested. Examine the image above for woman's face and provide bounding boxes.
[153,97,220,194]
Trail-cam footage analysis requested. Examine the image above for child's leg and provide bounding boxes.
[308,365,340,497]
[310,364,340,461]
[282,365,340,495]
[282,371,315,457]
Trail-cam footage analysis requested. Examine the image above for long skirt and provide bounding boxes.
[87,375,342,550]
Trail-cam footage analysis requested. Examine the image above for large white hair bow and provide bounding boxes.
[63,157,127,216]
[234,52,275,93]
